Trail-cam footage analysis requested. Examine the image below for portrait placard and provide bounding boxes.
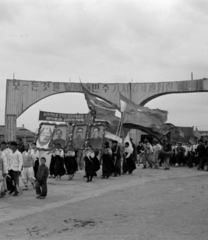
[88,124,105,150]
[51,125,68,148]
[72,124,89,150]
[36,123,56,150]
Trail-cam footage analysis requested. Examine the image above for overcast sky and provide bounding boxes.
[1,0,208,132]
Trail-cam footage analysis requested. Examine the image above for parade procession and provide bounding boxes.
[1,82,207,200]
[2,1,208,239]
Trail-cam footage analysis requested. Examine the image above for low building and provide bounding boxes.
[0,125,35,144]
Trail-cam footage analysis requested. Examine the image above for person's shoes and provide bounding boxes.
[0,192,6,197]
[142,166,146,169]
[22,186,28,190]
[86,180,90,182]
[68,174,74,181]
[83,175,87,178]
[13,192,19,196]
[39,196,46,199]
[49,175,52,178]
[9,190,14,195]
[36,195,41,198]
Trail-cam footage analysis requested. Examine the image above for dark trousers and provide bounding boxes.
[7,170,19,193]
[114,158,121,176]
[198,157,206,170]
[33,159,39,178]
[86,174,93,181]
[35,180,47,197]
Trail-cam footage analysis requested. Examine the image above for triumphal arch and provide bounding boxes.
[5,78,208,141]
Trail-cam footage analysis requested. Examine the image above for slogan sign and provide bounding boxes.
[39,110,88,123]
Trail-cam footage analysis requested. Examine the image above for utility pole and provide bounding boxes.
[191,72,193,80]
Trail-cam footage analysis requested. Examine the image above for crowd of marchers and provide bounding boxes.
[0,137,207,200]
[137,138,208,170]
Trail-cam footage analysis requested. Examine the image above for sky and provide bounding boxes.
[0,0,208,132]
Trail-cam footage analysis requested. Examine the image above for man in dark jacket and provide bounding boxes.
[35,157,49,199]
[196,140,206,170]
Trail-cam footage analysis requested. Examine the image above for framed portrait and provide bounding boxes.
[51,124,68,149]
[72,124,89,150]
[88,124,105,150]
[36,123,56,150]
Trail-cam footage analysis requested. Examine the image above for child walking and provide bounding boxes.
[35,157,49,199]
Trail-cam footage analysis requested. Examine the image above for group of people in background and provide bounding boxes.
[137,138,208,171]
[1,137,208,199]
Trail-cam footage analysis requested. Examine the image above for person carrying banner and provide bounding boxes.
[54,143,66,180]
[64,144,77,180]
[83,145,96,182]
[48,143,56,178]
[123,141,136,174]
[101,142,114,179]
[111,140,121,177]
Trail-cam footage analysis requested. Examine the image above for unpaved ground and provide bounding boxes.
[0,167,208,240]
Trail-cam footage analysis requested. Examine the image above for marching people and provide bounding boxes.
[0,147,8,197]
[152,140,162,169]
[101,142,114,179]
[142,141,153,169]
[136,141,144,166]
[204,141,208,171]
[35,157,49,199]
[187,143,195,168]
[111,140,121,177]
[7,141,23,196]
[196,139,206,171]
[130,138,137,165]
[21,143,36,190]
[83,144,96,182]
[123,142,136,174]
[31,142,40,178]
[53,143,66,180]
[48,143,56,178]
[64,144,77,180]
[175,142,185,167]
[1,142,12,169]
[160,142,173,170]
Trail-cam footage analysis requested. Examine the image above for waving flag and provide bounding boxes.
[120,94,168,140]
[82,84,121,134]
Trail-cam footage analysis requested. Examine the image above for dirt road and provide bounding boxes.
[0,167,208,240]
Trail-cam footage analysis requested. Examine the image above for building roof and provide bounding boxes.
[0,125,35,138]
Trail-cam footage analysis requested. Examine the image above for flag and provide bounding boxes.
[120,94,127,113]
[120,94,168,140]
[124,132,133,152]
[81,84,121,134]
[193,127,201,140]
[189,136,196,145]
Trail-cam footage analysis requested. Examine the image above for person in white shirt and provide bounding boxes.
[1,142,12,168]
[0,147,8,197]
[8,141,23,196]
[152,140,162,169]
[54,143,66,180]
[22,143,36,190]
[31,142,40,178]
